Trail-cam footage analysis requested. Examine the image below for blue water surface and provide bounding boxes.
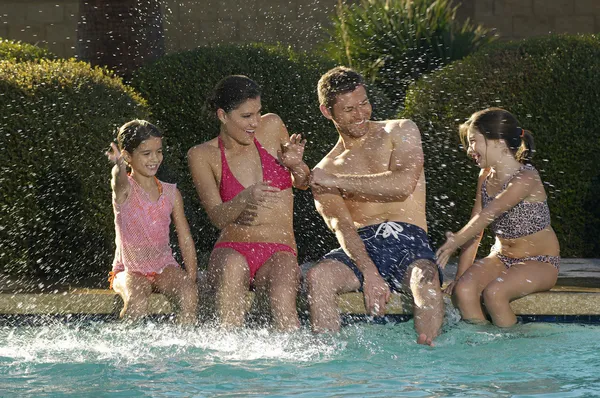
[1,315,599,397]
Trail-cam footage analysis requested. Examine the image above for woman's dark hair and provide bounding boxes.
[459,107,535,163]
[205,75,262,115]
[117,119,163,153]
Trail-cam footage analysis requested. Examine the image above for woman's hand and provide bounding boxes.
[443,280,458,295]
[277,133,306,169]
[435,231,459,269]
[235,181,280,226]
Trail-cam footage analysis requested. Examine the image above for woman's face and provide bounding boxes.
[220,96,262,145]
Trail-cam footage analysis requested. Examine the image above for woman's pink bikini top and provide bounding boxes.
[218,136,293,202]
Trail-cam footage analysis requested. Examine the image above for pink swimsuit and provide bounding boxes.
[215,136,296,281]
[110,176,179,287]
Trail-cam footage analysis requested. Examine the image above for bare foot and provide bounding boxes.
[417,333,434,346]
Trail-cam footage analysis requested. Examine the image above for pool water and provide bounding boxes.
[1,316,599,397]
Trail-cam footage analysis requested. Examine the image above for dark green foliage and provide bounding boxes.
[322,0,495,109]
[403,34,600,257]
[0,59,149,288]
[0,38,54,62]
[131,43,394,263]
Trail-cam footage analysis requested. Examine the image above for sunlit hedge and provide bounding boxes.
[0,59,149,288]
[403,34,600,257]
[0,38,54,62]
[132,43,394,263]
[322,0,495,110]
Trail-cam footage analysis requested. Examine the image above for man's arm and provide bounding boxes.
[311,119,423,202]
[313,183,390,315]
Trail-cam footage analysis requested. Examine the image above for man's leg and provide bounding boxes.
[306,259,361,333]
[402,259,444,345]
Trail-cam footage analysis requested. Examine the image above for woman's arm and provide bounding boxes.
[269,114,310,190]
[187,145,280,229]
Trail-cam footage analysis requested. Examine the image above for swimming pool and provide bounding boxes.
[1,311,599,397]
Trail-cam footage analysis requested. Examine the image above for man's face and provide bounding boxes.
[322,85,372,138]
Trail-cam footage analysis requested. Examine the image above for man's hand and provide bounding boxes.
[277,133,306,169]
[362,270,391,316]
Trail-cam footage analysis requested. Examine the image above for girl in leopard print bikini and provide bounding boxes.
[436,108,560,327]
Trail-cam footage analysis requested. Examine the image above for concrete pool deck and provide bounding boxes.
[0,259,598,319]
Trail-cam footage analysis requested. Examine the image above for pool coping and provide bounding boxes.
[0,259,598,318]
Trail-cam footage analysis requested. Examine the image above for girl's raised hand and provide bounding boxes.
[106,142,122,164]
[435,231,459,269]
[277,133,307,169]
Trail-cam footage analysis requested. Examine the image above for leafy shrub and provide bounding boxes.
[0,38,54,62]
[403,34,600,257]
[0,59,149,288]
[322,0,495,108]
[132,43,395,263]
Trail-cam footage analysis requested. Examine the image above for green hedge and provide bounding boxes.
[321,0,495,110]
[132,43,395,263]
[0,38,54,62]
[0,59,149,288]
[403,34,600,257]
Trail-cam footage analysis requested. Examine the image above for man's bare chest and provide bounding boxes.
[330,148,391,174]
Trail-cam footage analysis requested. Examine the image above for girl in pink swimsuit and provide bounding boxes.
[106,120,198,324]
[436,108,560,327]
[188,75,310,331]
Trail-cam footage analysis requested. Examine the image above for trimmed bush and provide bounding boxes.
[132,43,394,263]
[0,38,54,62]
[403,34,600,257]
[0,59,149,288]
[322,0,495,109]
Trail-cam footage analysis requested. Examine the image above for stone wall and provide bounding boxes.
[1,0,599,59]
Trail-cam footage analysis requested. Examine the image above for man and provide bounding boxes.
[306,66,443,345]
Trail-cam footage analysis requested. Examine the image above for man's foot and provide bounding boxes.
[417,333,434,346]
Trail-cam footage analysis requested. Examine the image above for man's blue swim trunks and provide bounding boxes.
[320,221,442,292]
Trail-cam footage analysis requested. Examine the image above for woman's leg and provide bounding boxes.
[153,266,198,325]
[112,271,152,321]
[482,260,558,327]
[253,251,300,331]
[207,248,250,328]
[452,255,506,322]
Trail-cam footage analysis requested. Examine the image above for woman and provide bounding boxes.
[188,75,310,331]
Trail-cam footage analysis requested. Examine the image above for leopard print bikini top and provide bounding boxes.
[481,164,551,239]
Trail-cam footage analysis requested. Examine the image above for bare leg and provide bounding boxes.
[208,248,250,328]
[483,261,558,327]
[402,259,444,346]
[452,255,506,322]
[112,271,152,321]
[153,266,198,325]
[253,252,300,331]
[306,260,361,333]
